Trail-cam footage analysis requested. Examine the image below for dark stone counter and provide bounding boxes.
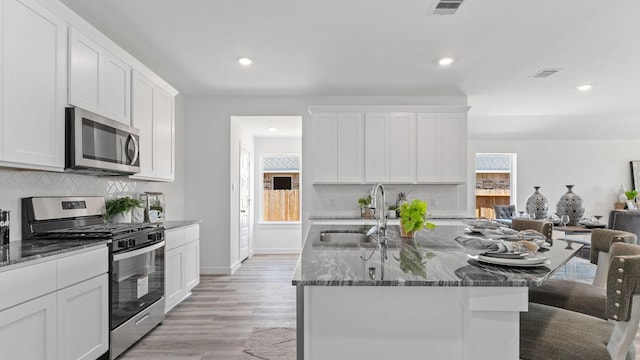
[0,239,110,269]
[292,224,581,287]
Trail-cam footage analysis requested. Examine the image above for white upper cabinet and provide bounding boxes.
[1,0,66,170]
[69,27,131,126]
[337,113,364,183]
[131,70,175,181]
[364,113,389,183]
[417,113,467,183]
[310,106,468,184]
[388,113,416,183]
[312,113,338,183]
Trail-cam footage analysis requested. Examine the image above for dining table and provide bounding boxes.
[293,223,583,360]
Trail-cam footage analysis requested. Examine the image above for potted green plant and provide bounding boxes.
[106,196,144,223]
[398,199,436,238]
[625,189,638,201]
[387,204,398,219]
[358,195,373,218]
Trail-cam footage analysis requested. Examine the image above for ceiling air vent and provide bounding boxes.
[531,68,562,79]
[431,0,465,15]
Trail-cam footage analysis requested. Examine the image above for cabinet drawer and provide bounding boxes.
[165,228,185,251]
[57,246,108,289]
[0,259,56,311]
[184,224,199,242]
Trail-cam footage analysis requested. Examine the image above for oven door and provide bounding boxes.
[111,240,164,330]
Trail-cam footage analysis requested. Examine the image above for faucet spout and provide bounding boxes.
[370,183,387,237]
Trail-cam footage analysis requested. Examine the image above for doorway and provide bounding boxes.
[475,153,517,218]
[239,146,250,262]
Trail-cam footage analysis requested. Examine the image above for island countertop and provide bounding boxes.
[292,224,581,287]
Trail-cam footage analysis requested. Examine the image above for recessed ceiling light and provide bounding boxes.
[268,127,278,132]
[438,57,455,66]
[237,57,253,66]
[576,84,592,91]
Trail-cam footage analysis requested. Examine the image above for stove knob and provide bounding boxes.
[117,240,127,249]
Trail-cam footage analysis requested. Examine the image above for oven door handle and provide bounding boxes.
[113,240,165,261]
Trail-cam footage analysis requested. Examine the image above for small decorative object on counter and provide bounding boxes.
[0,210,9,246]
[398,199,436,238]
[358,195,373,219]
[105,196,144,223]
[387,204,398,219]
[140,192,165,222]
[556,185,585,226]
[525,186,548,220]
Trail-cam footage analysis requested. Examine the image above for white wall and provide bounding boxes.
[183,95,467,274]
[468,114,640,219]
[253,137,302,254]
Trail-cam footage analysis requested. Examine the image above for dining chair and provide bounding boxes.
[511,218,553,245]
[521,242,640,360]
[493,204,515,226]
[528,229,637,319]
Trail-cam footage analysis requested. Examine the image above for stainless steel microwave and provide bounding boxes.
[65,107,140,175]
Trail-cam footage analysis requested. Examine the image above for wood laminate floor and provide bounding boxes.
[120,254,298,360]
[120,254,640,360]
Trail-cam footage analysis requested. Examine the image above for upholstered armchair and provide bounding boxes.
[493,204,515,225]
[521,242,640,360]
[528,229,637,319]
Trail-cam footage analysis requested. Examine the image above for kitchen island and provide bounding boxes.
[292,224,581,360]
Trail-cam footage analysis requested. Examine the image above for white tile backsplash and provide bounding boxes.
[310,184,463,217]
[0,168,155,241]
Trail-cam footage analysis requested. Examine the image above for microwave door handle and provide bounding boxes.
[125,134,139,165]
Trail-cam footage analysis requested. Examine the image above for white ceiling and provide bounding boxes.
[59,0,640,118]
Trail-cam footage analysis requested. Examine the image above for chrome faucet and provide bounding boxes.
[370,184,388,261]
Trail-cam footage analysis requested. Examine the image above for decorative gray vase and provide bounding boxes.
[556,185,585,226]
[525,186,548,220]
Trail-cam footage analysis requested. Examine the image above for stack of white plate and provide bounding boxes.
[468,252,550,267]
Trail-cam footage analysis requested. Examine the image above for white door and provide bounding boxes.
[239,146,250,261]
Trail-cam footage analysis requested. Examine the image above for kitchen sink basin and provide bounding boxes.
[313,229,389,249]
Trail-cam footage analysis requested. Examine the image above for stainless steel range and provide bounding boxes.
[22,196,165,360]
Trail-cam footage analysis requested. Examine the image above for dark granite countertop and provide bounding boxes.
[292,224,581,287]
[163,220,200,230]
[0,239,111,269]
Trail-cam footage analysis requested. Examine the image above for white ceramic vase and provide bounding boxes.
[110,210,132,223]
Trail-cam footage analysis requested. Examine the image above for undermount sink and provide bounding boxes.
[313,229,386,249]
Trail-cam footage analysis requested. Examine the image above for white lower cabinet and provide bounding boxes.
[0,246,108,360]
[165,224,200,313]
[0,293,58,360]
[57,274,109,360]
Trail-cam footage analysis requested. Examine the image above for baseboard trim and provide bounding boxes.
[200,266,235,275]
[230,260,241,274]
[252,248,302,255]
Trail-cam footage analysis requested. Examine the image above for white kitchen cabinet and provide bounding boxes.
[337,113,364,183]
[312,113,338,183]
[165,224,200,313]
[364,113,389,183]
[0,0,66,170]
[365,113,416,183]
[69,27,131,126]
[131,70,175,182]
[0,293,58,360]
[0,246,108,360]
[388,113,416,183]
[57,274,109,360]
[417,113,467,183]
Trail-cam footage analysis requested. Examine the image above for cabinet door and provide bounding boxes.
[416,113,441,182]
[336,113,364,183]
[165,247,185,313]
[101,52,131,125]
[388,113,416,183]
[0,293,57,360]
[312,113,338,183]
[57,274,108,360]
[184,241,200,291]
[364,113,389,183]
[68,28,101,114]
[440,113,467,183]
[131,71,155,177]
[2,0,66,168]
[154,87,175,181]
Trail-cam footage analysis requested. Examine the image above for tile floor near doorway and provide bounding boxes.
[120,254,640,360]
